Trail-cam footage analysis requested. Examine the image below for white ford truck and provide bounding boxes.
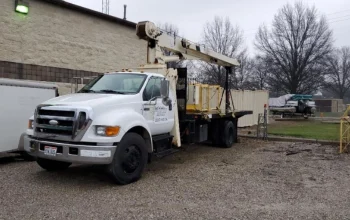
[24,21,252,184]
[25,72,175,184]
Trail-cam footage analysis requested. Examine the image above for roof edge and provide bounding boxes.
[38,0,136,29]
[0,78,58,89]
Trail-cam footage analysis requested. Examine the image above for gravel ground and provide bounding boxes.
[1,139,350,220]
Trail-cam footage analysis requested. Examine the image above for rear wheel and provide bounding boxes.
[221,120,236,148]
[108,132,148,185]
[36,158,71,171]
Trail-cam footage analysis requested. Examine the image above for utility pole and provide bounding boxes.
[102,0,110,14]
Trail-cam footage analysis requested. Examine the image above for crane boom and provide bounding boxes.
[134,21,244,148]
[136,21,240,67]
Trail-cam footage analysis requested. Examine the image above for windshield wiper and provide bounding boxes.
[97,90,125,94]
[79,89,97,93]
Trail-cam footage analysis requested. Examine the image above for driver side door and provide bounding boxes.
[142,77,173,136]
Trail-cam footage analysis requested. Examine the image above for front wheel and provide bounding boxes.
[107,132,148,185]
[36,158,71,171]
[20,152,36,161]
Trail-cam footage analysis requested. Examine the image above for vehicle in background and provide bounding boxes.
[269,94,316,119]
[0,78,58,159]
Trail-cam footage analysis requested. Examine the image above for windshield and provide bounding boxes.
[78,73,147,94]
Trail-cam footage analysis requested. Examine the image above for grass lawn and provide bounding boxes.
[268,121,339,141]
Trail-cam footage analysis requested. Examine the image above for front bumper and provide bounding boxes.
[24,135,116,164]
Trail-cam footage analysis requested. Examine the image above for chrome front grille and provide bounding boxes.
[34,105,92,142]
[36,110,75,136]
[38,109,75,117]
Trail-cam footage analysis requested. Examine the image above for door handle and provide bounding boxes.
[169,103,172,111]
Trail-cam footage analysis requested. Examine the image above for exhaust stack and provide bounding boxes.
[123,5,127,20]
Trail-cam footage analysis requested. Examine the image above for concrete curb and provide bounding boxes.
[321,121,340,124]
[238,134,338,146]
[270,117,340,121]
[274,118,308,121]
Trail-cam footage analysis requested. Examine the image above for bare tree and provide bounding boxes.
[255,1,333,94]
[196,16,246,88]
[323,47,350,99]
[158,22,179,36]
[234,50,255,89]
[250,56,270,90]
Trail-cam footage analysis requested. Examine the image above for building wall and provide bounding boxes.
[314,99,344,112]
[0,0,147,81]
[0,60,101,82]
[314,100,332,112]
[332,99,345,112]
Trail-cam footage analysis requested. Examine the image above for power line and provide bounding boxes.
[243,17,350,33]
[329,17,350,24]
[245,32,258,37]
[242,11,350,34]
[326,9,350,16]
[243,24,271,34]
[327,14,350,21]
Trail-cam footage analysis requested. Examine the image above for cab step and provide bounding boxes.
[152,133,177,158]
[154,148,179,158]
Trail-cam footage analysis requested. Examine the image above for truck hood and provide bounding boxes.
[42,93,138,108]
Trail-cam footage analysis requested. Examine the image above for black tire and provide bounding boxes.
[221,120,236,148]
[20,152,36,161]
[211,120,224,146]
[148,153,152,164]
[107,132,148,185]
[36,158,71,171]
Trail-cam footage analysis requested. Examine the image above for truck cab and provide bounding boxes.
[25,71,175,184]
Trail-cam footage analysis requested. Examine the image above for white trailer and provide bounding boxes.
[0,79,58,157]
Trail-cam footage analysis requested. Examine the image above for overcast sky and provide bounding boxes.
[66,0,350,55]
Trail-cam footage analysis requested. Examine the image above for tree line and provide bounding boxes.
[159,1,350,99]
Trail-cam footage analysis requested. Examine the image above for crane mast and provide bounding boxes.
[136,21,240,68]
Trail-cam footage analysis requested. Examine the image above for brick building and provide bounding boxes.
[0,0,147,83]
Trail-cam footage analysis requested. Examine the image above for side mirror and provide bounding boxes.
[160,79,169,98]
[162,96,172,106]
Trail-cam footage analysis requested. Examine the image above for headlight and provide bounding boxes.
[95,126,120,136]
[77,112,87,130]
[28,120,34,129]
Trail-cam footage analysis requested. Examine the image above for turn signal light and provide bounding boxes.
[28,120,34,129]
[96,126,120,136]
[106,126,120,136]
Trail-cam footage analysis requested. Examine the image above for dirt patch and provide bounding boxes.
[1,139,350,219]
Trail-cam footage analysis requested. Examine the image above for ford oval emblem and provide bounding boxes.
[49,120,59,125]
